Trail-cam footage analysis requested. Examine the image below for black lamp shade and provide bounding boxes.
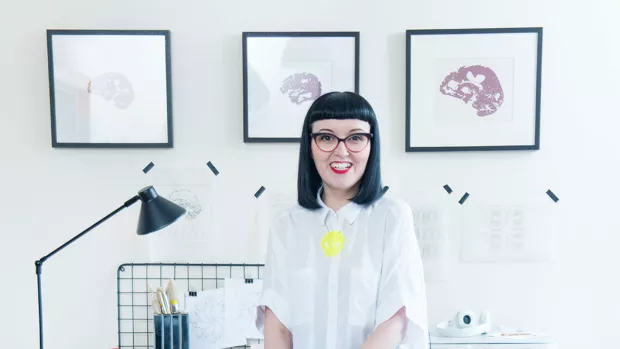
[136,186,186,235]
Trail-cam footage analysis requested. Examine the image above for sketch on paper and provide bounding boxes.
[411,206,449,282]
[144,165,217,262]
[400,187,452,282]
[268,192,297,219]
[155,185,212,240]
[412,208,444,260]
[185,288,248,349]
[145,166,214,239]
[186,289,224,347]
[460,203,553,263]
[166,189,203,220]
[224,279,264,340]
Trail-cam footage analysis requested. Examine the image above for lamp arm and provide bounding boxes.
[35,195,139,270]
[35,194,140,349]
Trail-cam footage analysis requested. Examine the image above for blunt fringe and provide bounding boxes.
[297,91,383,209]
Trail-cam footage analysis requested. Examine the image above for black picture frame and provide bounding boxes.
[405,27,543,152]
[47,29,173,148]
[242,31,360,143]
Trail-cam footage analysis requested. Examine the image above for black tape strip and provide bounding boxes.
[458,192,469,205]
[443,184,453,194]
[254,186,266,198]
[381,186,390,195]
[142,162,155,174]
[546,190,559,203]
[206,161,219,176]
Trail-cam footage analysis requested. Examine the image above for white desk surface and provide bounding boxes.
[430,333,555,344]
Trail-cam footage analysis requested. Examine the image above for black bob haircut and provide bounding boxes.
[297,91,383,209]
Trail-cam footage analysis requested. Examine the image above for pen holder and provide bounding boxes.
[153,314,190,349]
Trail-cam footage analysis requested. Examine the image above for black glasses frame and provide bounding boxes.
[311,132,373,152]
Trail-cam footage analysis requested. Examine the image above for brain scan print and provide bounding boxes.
[280,72,322,105]
[88,72,135,109]
[439,65,504,117]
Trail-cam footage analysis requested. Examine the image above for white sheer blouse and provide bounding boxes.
[256,190,429,349]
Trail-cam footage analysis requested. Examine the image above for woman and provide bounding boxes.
[257,91,428,349]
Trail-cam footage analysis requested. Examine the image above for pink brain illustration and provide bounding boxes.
[280,72,322,105]
[439,65,504,117]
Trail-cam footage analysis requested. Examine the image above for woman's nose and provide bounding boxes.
[333,140,349,155]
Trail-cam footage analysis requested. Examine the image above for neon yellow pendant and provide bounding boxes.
[321,230,345,257]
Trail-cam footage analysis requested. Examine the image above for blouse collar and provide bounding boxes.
[315,186,363,226]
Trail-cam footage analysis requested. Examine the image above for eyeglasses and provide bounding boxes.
[311,132,373,152]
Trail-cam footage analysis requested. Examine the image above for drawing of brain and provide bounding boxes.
[166,189,202,220]
[88,72,134,109]
[439,65,504,116]
[280,72,322,105]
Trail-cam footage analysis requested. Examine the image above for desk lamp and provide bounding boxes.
[34,186,186,349]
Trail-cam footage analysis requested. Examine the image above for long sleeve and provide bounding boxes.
[374,200,429,349]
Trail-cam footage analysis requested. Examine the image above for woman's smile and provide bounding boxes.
[330,161,352,174]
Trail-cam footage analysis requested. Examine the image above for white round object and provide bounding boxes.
[454,310,476,328]
[436,320,493,337]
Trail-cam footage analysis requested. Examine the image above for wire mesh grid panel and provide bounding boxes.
[117,263,264,349]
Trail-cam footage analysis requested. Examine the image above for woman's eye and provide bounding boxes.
[320,135,332,141]
[349,135,362,141]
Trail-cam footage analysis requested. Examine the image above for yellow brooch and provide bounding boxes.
[321,230,345,257]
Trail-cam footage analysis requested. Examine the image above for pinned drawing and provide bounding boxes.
[401,187,452,282]
[460,202,554,263]
[224,279,264,341]
[185,289,234,349]
[143,165,217,262]
[155,185,212,240]
[268,191,296,215]
[166,189,202,220]
[412,208,444,260]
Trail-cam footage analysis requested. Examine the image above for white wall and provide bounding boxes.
[1,0,619,348]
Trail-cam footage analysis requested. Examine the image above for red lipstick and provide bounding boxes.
[330,162,351,174]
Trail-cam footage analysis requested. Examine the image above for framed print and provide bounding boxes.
[242,32,359,143]
[47,30,173,148]
[405,27,543,152]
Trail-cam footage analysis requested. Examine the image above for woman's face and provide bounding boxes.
[310,119,372,195]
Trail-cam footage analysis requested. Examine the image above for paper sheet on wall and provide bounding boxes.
[224,279,264,340]
[185,289,247,349]
[459,202,554,263]
[143,165,219,263]
[400,187,453,282]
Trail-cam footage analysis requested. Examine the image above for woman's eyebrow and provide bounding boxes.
[315,128,367,133]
